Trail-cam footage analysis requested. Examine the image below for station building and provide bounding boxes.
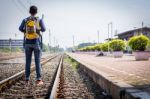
[117,27,150,40]
[0,39,23,48]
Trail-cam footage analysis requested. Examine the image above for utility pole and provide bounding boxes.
[110,22,113,39]
[97,30,100,43]
[55,39,58,52]
[115,29,118,37]
[9,38,12,55]
[56,40,59,52]
[108,23,110,53]
[73,35,75,50]
[53,37,55,52]
[108,23,110,41]
[141,22,144,34]
[15,33,17,38]
[49,29,51,52]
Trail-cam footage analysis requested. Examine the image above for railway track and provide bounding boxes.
[0,52,51,61]
[0,54,62,99]
[0,54,56,81]
[0,54,106,99]
[50,55,106,99]
[0,53,52,63]
[0,54,24,61]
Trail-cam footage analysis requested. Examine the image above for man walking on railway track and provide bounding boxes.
[19,5,46,85]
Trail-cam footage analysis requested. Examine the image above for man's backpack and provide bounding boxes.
[25,17,40,39]
[23,17,43,49]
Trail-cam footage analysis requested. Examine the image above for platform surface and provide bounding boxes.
[67,53,150,93]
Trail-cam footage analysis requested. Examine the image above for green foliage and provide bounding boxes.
[12,47,22,52]
[89,46,96,51]
[65,57,79,70]
[77,42,96,49]
[147,40,150,51]
[85,46,94,51]
[85,46,90,51]
[93,44,101,51]
[101,43,109,52]
[109,39,125,51]
[0,47,10,52]
[128,35,149,51]
[79,44,102,51]
[79,45,95,51]
[0,47,22,52]
[42,43,49,52]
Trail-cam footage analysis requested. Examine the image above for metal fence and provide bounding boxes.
[0,39,23,48]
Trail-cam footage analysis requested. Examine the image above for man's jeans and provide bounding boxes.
[25,44,42,81]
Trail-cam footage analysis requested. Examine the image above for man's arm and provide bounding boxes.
[19,19,25,32]
[39,19,46,32]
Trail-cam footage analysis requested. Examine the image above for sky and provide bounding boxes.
[0,0,150,48]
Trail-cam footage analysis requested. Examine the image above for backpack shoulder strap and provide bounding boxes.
[25,17,31,22]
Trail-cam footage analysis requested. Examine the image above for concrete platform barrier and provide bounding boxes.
[66,53,150,99]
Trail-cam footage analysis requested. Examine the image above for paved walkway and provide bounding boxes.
[68,53,150,93]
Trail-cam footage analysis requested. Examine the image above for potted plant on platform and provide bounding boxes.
[101,42,109,56]
[109,39,125,58]
[128,35,150,60]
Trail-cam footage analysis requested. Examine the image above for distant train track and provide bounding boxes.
[0,52,52,61]
[0,55,24,61]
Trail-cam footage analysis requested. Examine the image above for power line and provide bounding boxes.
[23,0,30,6]
[11,0,26,16]
[17,0,28,11]
[29,0,31,6]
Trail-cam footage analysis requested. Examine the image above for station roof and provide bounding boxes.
[117,27,150,36]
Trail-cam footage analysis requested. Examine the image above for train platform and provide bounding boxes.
[67,53,150,99]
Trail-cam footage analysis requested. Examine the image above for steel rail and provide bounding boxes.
[49,54,64,99]
[0,55,24,61]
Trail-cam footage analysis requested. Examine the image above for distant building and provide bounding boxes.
[117,27,150,40]
[0,39,23,48]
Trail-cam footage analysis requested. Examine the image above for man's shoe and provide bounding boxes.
[36,80,44,86]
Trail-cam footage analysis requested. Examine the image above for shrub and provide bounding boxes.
[93,44,101,51]
[88,46,95,51]
[85,46,91,51]
[79,44,100,51]
[80,46,91,51]
[83,47,88,51]
[128,35,149,51]
[146,39,150,51]
[79,48,84,51]
[101,43,109,52]
[109,39,125,51]
[0,47,10,52]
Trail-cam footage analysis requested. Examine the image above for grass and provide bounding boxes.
[0,47,23,52]
[64,56,79,70]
